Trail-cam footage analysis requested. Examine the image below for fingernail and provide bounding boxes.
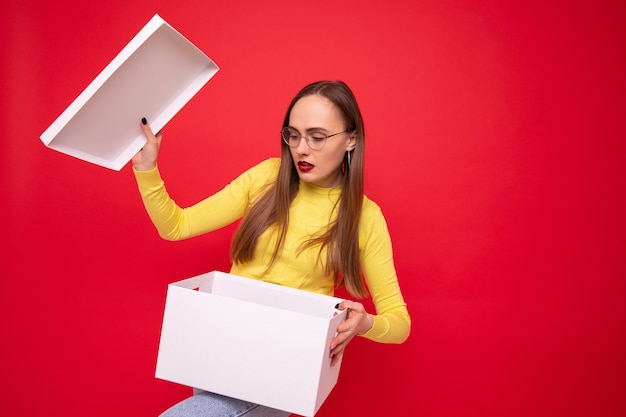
[141,117,147,125]
[334,303,340,309]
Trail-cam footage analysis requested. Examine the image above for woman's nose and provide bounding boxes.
[296,136,311,153]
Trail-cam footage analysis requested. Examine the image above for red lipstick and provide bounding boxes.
[297,161,314,172]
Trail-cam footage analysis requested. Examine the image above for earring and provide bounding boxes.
[342,150,351,174]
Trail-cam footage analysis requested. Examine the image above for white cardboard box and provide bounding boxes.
[155,271,347,417]
[40,14,219,170]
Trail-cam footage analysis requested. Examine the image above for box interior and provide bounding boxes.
[41,16,218,170]
[181,272,342,319]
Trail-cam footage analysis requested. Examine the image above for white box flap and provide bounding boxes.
[40,14,219,170]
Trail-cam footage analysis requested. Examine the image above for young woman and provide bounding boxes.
[132,80,410,416]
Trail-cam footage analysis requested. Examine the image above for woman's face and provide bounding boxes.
[287,94,355,188]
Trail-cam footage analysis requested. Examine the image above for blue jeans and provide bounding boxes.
[159,390,292,417]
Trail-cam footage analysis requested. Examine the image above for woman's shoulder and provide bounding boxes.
[244,157,280,176]
[359,195,391,240]
[228,158,280,201]
[236,157,280,182]
[362,194,383,217]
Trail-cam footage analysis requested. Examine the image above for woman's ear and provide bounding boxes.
[347,132,357,151]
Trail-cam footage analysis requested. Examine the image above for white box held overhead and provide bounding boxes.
[40,14,219,170]
[155,271,347,417]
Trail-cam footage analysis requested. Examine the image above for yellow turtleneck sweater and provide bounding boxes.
[134,158,410,344]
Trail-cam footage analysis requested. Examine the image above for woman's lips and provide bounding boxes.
[297,161,314,172]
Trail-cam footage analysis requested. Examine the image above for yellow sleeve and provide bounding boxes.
[358,201,411,344]
[133,159,279,240]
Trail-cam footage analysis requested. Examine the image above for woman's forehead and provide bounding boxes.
[289,95,343,129]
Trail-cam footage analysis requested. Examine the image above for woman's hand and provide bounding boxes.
[329,300,374,366]
[132,118,162,171]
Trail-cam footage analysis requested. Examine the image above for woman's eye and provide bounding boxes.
[310,136,325,142]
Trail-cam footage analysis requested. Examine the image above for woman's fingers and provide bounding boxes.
[132,118,161,170]
[329,300,373,366]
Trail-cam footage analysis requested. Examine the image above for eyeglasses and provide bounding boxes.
[281,126,350,151]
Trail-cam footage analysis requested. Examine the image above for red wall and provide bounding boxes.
[2,1,625,416]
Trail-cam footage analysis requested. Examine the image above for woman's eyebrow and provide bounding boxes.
[305,127,329,133]
[287,126,330,133]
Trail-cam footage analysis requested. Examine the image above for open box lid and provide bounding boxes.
[39,14,219,170]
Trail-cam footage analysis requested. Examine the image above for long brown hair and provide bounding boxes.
[230,80,367,298]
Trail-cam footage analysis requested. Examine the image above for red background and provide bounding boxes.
[2,1,625,416]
